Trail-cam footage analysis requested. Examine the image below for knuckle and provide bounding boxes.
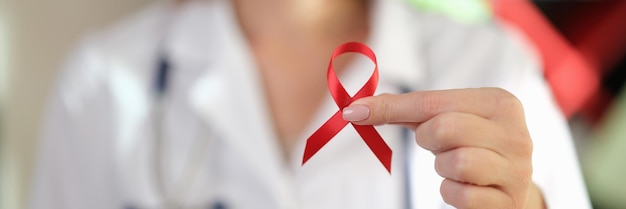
[441,179,480,209]
[490,88,524,115]
[440,180,460,205]
[440,181,453,205]
[510,129,533,158]
[434,155,445,176]
[517,163,534,184]
[431,114,456,142]
[509,164,533,190]
[457,185,477,209]
[488,87,514,99]
[451,149,472,181]
[519,135,533,157]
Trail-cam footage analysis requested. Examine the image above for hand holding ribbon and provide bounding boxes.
[301,42,393,173]
[300,42,541,208]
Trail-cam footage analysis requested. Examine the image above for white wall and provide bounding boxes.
[0,0,156,208]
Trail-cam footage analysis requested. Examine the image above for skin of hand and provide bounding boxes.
[343,87,546,209]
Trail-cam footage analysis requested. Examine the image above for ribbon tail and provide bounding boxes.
[302,111,349,165]
[352,124,393,173]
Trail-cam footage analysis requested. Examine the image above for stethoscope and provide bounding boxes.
[124,52,226,209]
[130,7,416,209]
[125,5,225,208]
[135,52,417,209]
[151,52,209,209]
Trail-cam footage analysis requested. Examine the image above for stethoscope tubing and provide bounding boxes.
[143,3,416,207]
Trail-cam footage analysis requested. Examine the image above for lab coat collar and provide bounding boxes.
[183,1,298,208]
[182,0,429,162]
[182,0,426,207]
[167,0,426,91]
[180,0,430,156]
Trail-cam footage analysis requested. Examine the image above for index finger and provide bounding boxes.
[344,88,523,126]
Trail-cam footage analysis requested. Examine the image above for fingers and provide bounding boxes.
[346,88,524,126]
[414,112,506,154]
[340,88,535,208]
[421,112,533,198]
[342,88,531,157]
[412,111,532,159]
[440,179,514,209]
[435,147,510,187]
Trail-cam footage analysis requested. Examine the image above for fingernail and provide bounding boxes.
[342,105,370,121]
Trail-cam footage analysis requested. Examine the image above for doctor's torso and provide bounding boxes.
[31,0,588,209]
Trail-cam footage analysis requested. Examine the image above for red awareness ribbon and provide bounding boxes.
[301,42,393,173]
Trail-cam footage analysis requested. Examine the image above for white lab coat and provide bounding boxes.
[30,0,591,208]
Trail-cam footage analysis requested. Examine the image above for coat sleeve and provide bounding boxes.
[29,38,123,209]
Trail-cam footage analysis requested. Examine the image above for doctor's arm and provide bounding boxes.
[343,88,545,209]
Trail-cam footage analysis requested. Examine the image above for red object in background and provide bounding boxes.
[560,1,626,123]
[492,0,599,118]
[492,0,626,122]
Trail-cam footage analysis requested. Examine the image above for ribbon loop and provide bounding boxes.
[302,42,393,173]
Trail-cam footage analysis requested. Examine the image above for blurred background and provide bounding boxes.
[0,0,624,208]
[0,0,156,208]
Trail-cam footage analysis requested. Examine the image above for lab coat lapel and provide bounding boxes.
[186,1,295,208]
[187,0,442,208]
